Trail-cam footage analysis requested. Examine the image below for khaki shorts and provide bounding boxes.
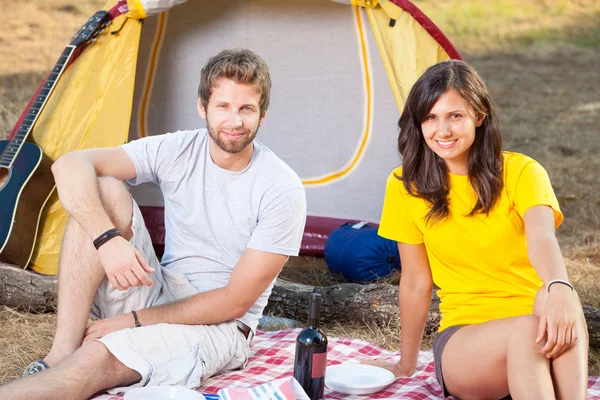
[92,198,250,394]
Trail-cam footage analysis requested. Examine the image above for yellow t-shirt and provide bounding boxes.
[378,152,563,331]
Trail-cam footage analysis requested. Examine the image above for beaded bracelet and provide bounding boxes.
[93,228,122,250]
[546,279,574,293]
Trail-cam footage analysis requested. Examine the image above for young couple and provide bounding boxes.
[0,49,587,400]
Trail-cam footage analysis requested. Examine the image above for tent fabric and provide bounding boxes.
[139,208,370,259]
[367,0,459,110]
[131,0,188,17]
[19,0,460,274]
[125,0,456,216]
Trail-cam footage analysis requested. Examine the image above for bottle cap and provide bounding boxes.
[309,293,321,320]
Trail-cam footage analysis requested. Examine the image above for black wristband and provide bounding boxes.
[132,310,142,328]
[93,228,122,250]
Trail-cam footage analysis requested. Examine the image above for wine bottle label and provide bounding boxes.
[311,351,327,379]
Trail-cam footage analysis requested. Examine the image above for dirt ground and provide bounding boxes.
[1,0,599,385]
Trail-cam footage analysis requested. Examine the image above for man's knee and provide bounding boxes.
[73,341,142,388]
[77,342,137,375]
[71,341,114,369]
[96,177,134,239]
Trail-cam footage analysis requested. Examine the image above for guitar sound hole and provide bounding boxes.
[0,166,9,190]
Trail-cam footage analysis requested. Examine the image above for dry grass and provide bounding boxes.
[0,0,599,387]
[0,0,105,75]
[0,307,56,383]
[414,0,600,52]
[566,245,600,308]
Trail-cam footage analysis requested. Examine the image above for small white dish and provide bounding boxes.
[124,386,206,400]
[325,363,396,395]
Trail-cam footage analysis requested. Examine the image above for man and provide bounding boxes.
[0,48,306,399]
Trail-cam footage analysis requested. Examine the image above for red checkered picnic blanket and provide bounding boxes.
[201,329,442,399]
[95,328,600,399]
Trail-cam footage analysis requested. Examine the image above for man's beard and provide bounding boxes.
[206,120,259,154]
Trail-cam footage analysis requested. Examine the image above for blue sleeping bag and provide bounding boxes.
[324,222,401,282]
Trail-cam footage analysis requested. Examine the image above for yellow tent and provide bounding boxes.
[13,0,460,274]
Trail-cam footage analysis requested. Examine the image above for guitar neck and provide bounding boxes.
[0,45,77,168]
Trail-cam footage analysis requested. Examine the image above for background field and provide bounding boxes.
[1,0,599,383]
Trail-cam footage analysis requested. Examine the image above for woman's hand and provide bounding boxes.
[536,284,582,359]
[361,359,414,378]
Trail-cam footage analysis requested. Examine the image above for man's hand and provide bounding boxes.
[83,313,137,342]
[361,359,413,378]
[536,284,581,359]
[98,236,154,290]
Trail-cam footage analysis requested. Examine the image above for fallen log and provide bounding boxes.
[0,263,57,312]
[265,278,441,333]
[266,279,600,347]
[1,262,599,347]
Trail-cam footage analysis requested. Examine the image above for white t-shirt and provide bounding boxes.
[121,129,307,331]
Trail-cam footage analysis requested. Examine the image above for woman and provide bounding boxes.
[373,60,588,399]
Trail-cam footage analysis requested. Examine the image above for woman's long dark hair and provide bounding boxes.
[397,60,503,223]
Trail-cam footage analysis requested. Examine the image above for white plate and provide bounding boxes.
[325,363,396,395]
[124,386,206,400]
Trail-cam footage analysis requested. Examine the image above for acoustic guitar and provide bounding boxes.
[0,11,112,268]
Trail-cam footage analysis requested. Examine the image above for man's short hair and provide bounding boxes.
[198,48,271,116]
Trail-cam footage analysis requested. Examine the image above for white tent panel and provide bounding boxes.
[128,0,402,223]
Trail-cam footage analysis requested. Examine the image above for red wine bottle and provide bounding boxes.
[293,293,328,400]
